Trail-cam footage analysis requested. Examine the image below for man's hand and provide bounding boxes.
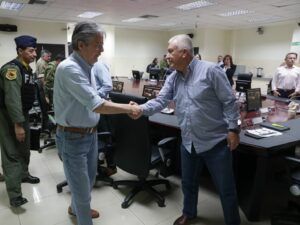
[273,90,280,97]
[128,101,143,119]
[227,132,240,151]
[288,92,298,98]
[15,123,25,142]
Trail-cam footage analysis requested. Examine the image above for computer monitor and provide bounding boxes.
[132,70,143,80]
[149,68,160,80]
[109,92,148,105]
[246,88,262,111]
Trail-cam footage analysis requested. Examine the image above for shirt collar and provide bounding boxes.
[72,51,93,72]
[176,58,197,79]
[284,64,295,69]
[16,57,30,70]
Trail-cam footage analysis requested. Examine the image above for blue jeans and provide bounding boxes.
[181,140,240,225]
[56,129,98,225]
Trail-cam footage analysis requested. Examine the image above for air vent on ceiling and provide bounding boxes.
[139,15,159,19]
[28,0,47,4]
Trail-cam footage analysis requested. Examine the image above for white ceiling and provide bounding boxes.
[0,0,300,30]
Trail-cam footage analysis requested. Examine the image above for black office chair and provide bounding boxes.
[110,113,176,208]
[35,81,56,152]
[271,155,300,225]
[235,73,253,92]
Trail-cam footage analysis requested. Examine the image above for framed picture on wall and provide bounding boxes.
[36,43,66,59]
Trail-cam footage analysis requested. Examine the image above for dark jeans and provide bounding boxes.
[277,89,295,98]
[180,140,240,225]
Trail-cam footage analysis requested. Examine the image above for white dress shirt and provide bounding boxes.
[272,65,300,92]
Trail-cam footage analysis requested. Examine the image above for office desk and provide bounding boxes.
[113,78,300,221]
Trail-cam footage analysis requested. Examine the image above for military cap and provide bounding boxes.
[14,35,37,48]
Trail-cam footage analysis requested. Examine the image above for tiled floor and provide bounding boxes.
[0,147,270,225]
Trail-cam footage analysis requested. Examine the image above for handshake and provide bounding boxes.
[128,101,143,119]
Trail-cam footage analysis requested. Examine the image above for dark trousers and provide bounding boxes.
[277,89,295,98]
[180,141,240,225]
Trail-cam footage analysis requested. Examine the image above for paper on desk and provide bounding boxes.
[246,128,282,138]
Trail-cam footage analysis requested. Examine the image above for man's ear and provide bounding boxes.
[77,41,85,51]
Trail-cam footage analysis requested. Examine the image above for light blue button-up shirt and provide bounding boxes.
[54,51,104,127]
[141,59,240,153]
[92,61,112,99]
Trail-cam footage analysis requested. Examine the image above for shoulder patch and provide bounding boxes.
[5,68,17,80]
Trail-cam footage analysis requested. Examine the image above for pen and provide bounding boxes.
[271,123,284,128]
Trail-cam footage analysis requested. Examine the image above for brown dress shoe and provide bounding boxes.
[173,215,194,225]
[68,206,100,219]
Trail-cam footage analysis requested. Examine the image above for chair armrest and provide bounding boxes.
[285,156,300,163]
[157,137,177,148]
[97,131,111,138]
[157,137,177,162]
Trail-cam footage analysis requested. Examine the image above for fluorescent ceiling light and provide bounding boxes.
[248,16,282,23]
[77,11,103,18]
[0,1,24,11]
[218,9,254,17]
[176,0,215,11]
[159,23,176,27]
[122,18,146,23]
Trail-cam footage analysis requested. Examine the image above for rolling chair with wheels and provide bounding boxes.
[35,81,56,152]
[109,92,176,209]
[271,155,300,225]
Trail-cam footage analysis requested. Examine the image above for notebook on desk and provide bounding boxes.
[260,122,290,131]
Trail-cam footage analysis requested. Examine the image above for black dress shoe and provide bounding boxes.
[10,196,28,207]
[173,215,194,225]
[22,175,40,184]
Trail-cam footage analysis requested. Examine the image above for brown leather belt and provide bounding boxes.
[57,124,97,134]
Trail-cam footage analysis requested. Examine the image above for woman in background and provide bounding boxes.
[194,53,201,60]
[146,57,159,73]
[221,54,236,86]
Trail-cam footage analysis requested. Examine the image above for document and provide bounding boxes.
[245,127,282,138]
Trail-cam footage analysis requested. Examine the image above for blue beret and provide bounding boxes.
[14,35,37,48]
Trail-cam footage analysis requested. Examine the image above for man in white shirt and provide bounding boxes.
[272,52,300,98]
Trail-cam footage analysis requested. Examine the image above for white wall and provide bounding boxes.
[231,24,296,77]
[114,28,169,78]
[0,17,67,70]
[1,17,299,81]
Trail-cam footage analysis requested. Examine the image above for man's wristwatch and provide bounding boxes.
[228,127,240,134]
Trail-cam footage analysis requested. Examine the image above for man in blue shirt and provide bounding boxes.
[54,21,141,225]
[131,34,240,225]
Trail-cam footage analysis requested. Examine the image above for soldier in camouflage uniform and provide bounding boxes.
[35,49,51,79]
[44,54,65,107]
[0,35,40,207]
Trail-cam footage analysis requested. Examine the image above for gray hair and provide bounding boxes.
[41,49,51,57]
[168,34,193,55]
[71,21,105,51]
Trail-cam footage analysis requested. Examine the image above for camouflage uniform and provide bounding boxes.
[44,61,57,106]
[35,57,47,77]
[0,58,35,199]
